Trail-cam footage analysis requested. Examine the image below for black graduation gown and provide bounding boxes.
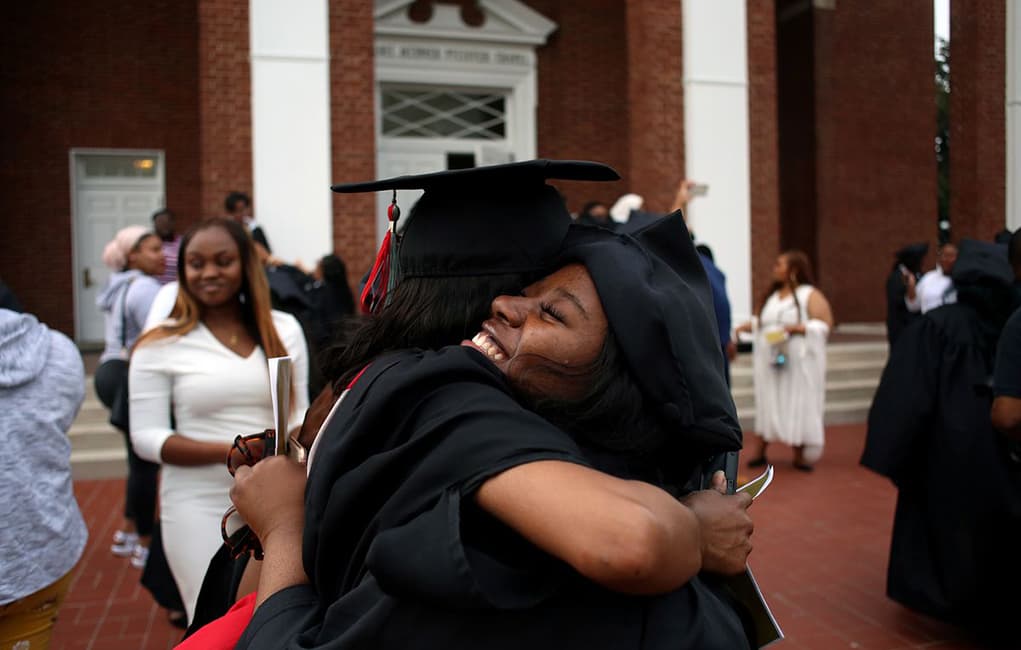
[237,346,750,650]
[861,304,1021,640]
[885,268,919,345]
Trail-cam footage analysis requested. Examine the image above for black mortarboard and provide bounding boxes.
[332,160,620,308]
[952,239,1012,288]
[557,212,742,456]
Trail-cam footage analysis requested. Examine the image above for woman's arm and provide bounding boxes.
[786,289,835,335]
[806,289,834,329]
[130,342,232,465]
[475,460,751,594]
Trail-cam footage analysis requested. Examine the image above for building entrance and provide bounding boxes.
[71,150,164,344]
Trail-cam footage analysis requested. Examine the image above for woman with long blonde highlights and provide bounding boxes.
[130,217,309,624]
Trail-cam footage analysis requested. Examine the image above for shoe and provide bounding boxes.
[111,532,139,557]
[746,455,768,468]
[112,529,133,544]
[130,544,149,569]
[167,610,188,630]
[793,462,814,472]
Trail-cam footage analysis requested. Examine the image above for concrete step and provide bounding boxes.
[70,374,127,480]
[737,398,873,431]
[731,378,879,411]
[71,448,127,481]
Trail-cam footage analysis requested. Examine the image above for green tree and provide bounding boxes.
[935,38,950,241]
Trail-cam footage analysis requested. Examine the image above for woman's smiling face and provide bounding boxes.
[464,263,608,401]
[183,226,244,308]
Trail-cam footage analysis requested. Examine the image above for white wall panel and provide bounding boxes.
[1008,0,1021,231]
[682,0,753,323]
[250,0,333,266]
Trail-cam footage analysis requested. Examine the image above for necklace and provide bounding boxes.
[230,332,239,347]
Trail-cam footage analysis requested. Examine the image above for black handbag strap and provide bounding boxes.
[119,277,137,352]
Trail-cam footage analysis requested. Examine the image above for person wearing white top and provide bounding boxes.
[735,251,834,471]
[130,218,309,624]
[905,242,958,314]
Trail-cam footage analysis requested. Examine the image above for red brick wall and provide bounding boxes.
[748,0,782,310]
[197,0,252,218]
[523,0,631,209]
[0,0,200,336]
[950,0,1006,241]
[811,1,937,322]
[329,0,378,288]
[624,0,685,214]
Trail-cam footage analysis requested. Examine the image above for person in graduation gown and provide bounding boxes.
[861,239,1021,646]
[182,159,722,641]
[223,204,754,649]
[885,242,928,345]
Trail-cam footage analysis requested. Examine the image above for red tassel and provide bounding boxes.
[359,230,392,314]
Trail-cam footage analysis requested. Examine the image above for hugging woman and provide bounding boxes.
[189,161,755,649]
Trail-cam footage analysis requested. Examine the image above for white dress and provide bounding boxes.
[752,285,828,454]
[128,311,309,622]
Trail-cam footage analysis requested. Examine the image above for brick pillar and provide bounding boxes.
[747,0,781,311]
[624,0,684,213]
[810,0,936,321]
[949,0,1007,241]
[329,0,377,289]
[197,0,253,218]
[524,0,630,210]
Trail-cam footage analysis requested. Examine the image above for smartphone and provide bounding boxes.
[736,464,774,500]
[689,183,709,197]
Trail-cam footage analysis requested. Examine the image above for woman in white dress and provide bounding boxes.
[735,251,833,471]
[129,218,309,623]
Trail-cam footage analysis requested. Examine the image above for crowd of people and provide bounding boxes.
[1,157,1019,649]
[866,233,1021,646]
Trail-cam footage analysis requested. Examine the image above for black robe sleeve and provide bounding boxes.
[237,347,593,649]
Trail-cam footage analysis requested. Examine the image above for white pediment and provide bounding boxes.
[375,0,557,45]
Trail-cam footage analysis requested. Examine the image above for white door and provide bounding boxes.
[72,151,164,344]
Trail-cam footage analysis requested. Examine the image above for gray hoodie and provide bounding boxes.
[97,270,161,363]
[0,309,88,604]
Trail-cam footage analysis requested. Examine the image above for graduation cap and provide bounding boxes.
[556,212,742,457]
[332,159,619,313]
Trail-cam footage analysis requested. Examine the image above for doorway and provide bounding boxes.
[71,149,165,344]
[375,85,513,241]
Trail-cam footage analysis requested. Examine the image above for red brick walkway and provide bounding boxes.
[51,423,985,649]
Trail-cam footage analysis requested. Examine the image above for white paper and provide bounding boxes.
[268,356,292,456]
[737,464,774,500]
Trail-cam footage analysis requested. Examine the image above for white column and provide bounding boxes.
[250,0,333,266]
[1008,0,1021,231]
[681,0,753,323]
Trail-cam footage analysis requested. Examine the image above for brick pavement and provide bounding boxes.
[51,423,986,650]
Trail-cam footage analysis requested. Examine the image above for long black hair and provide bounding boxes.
[323,272,530,389]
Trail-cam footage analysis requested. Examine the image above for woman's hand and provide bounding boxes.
[784,323,807,336]
[734,321,753,336]
[232,456,311,608]
[680,489,753,576]
[230,455,306,545]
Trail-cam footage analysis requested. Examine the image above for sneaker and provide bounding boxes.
[130,544,149,569]
[111,532,139,557]
[112,529,132,544]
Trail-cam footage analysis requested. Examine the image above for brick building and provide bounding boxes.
[1,0,1017,342]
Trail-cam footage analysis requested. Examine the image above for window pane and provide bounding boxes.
[381,89,506,140]
[82,155,159,179]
